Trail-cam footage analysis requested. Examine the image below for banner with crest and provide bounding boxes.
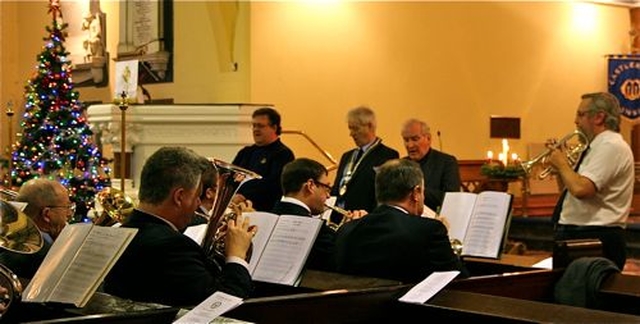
[608,56,640,119]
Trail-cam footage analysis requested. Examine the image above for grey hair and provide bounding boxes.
[347,106,377,130]
[375,159,423,204]
[581,92,621,132]
[138,146,210,204]
[402,118,431,136]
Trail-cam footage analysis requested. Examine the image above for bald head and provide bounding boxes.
[16,179,73,240]
[17,179,68,220]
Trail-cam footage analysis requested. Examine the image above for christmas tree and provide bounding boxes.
[10,0,111,222]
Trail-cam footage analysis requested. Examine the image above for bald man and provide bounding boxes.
[0,178,73,279]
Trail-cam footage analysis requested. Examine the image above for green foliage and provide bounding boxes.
[480,163,525,180]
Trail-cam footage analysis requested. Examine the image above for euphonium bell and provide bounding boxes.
[91,187,136,226]
[201,159,262,265]
[0,197,45,316]
[520,129,589,179]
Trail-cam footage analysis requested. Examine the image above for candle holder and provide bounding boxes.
[480,160,525,180]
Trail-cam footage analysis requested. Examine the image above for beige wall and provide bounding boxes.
[1,1,634,175]
[250,1,633,164]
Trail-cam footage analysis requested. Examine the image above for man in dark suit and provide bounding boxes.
[104,146,256,307]
[401,118,461,212]
[331,106,399,222]
[271,158,344,272]
[232,107,295,212]
[335,159,466,283]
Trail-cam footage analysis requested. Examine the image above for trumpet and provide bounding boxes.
[520,129,589,179]
[324,204,351,231]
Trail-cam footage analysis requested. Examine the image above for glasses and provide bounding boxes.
[252,123,272,129]
[313,180,332,192]
[48,202,76,213]
[576,110,590,118]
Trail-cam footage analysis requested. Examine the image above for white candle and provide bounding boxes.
[487,151,493,161]
[511,153,518,162]
[501,139,509,166]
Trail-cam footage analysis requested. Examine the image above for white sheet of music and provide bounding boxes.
[245,211,280,274]
[439,192,477,242]
[174,291,243,324]
[398,271,460,304]
[251,215,322,285]
[48,226,136,306]
[23,224,137,307]
[183,224,208,245]
[462,191,511,258]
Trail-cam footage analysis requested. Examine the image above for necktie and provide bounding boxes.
[551,146,590,225]
[354,148,364,164]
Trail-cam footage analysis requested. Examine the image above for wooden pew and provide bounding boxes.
[16,266,640,323]
[224,273,640,323]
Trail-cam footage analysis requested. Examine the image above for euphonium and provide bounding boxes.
[91,187,135,226]
[0,196,45,316]
[201,159,261,264]
[520,129,589,179]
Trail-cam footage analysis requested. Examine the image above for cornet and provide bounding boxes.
[520,129,589,179]
[323,204,351,231]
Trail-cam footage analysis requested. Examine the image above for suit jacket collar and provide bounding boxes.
[272,201,312,217]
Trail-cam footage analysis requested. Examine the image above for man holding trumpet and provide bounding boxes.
[272,158,366,272]
[547,92,633,269]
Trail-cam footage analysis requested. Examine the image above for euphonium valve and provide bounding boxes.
[520,129,589,179]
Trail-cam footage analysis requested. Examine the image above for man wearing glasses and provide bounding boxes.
[0,178,73,279]
[232,107,295,212]
[271,158,365,272]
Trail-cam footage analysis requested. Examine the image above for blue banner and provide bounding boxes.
[608,57,640,119]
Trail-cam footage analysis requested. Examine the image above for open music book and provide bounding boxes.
[439,191,513,259]
[184,212,323,286]
[22,223,137,307]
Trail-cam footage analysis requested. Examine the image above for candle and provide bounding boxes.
[498,153,505,165]
[487,150,493,161]
[511,153,518,162]
[501,139,509,166]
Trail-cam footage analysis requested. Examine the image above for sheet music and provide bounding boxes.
[23,223,93,303]
[23,224,137,307]
[252,216,322,285]
[174,291,243,324]
[440,192,477,242]
[462,191,512,258]
[245,212,279,274]
[398,271,460,304]
[183,224,208,245]
[48,226,137,306]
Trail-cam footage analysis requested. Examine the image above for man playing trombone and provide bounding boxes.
[547,92,633,269]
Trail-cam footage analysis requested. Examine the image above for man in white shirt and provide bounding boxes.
[548,92,634,269]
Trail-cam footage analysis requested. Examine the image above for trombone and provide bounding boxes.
[520,129,589,179]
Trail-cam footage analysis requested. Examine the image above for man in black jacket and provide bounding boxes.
[401,118,461,212]
[335,159,466,283]
[232,107,294,212]
[104,146,255,307]
[271,158,341,271]
[331,106,398,223]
